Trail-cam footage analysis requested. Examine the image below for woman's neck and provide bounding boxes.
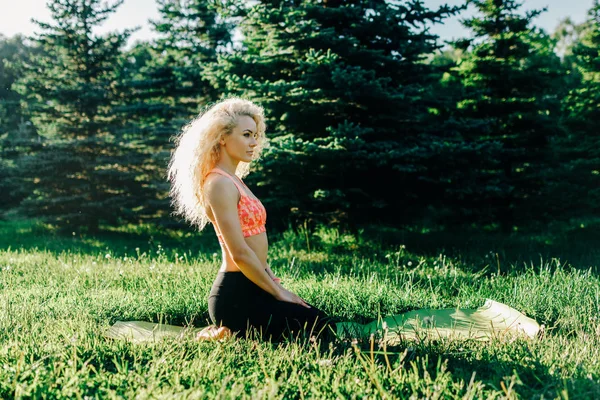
[215,159,239,176]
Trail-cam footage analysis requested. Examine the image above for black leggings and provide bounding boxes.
[208,270,339,342]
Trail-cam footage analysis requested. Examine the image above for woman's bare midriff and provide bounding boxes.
[204,179,269,273]
[218,231,268,272]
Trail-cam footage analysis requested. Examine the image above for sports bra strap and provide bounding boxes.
[207,168,245,195]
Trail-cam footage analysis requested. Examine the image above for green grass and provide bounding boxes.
[1,219,599,398]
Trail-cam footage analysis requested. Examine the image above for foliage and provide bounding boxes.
[12,0,165,233]
[450,0,568,228]
[0,34,30,136]
[1,0,599,233]
[551,1,600,222]
[151,0,234,111]
[0,34,37,213]
[102,0,237,228]
[206,0,464,229]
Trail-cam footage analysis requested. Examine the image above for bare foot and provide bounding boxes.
[196,325,232,341]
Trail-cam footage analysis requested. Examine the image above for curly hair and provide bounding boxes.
[167,98,267,231]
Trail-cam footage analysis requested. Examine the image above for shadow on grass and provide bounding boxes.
[361,224,600,274]
[3,218,600,274]
[323,337,599,399]
[7,334,596,399]
[0,219,219,260]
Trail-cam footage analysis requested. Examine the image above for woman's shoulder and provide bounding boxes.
[204,173,239,203]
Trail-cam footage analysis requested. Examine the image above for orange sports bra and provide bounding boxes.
[206,168,267,244]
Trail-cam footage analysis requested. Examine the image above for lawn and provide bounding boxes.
[1,219,599,398]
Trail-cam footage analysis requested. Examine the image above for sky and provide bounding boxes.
[0,0,594,47]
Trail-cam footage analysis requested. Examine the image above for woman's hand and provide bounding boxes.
[275,288,311,309]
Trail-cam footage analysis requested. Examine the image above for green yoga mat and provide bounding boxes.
[358,299,540,345]
[104,299,540,344]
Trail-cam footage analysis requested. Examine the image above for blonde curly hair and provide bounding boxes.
[167,98,267,231]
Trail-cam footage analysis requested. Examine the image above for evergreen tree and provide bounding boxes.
[0,34,36,214]
[451,0,566,229]
[0,35,30,137]
[14,0,150,233]
[553,17,589,60]
[421,44,507,227]
[110,42,184,227]
[151,0,234,115]
[554,1,600,223]
[108,0,235,228]
[207,0,462,229]
[552,17,587,97]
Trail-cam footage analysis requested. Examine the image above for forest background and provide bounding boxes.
[2,1,600,397]
[1,0,599,244]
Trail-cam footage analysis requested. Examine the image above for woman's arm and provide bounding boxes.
[206,176,283,298]
[265,264,281,283]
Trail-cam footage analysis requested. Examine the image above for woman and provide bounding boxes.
[167,98,346,343]
[164,97,540,345]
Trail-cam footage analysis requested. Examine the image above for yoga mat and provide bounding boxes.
[361,299,540,345]
[105,320,205,343]
[104,299,540,344]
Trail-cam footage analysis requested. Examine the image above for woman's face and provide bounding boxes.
[222,115,259,163]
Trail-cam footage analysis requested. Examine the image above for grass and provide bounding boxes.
[1,219,599,398]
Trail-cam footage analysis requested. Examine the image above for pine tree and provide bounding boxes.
[207,0,462,229]
[109,42,185,227]
[0,34,36,214]
[0,35,30,138]
[554,1,600,223]
[14,0,149,233]
[107,0,235,228]
[151,0,234,115]
[451,0,566,229]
